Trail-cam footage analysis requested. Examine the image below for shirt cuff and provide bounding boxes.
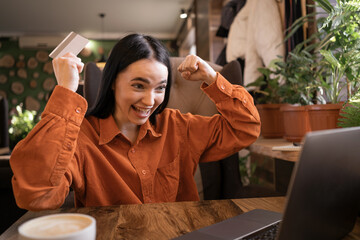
[43,85,88,126]
[201,73,233,103]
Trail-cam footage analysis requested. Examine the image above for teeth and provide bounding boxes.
[134,106,151,115]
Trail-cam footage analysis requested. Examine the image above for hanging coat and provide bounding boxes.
[226,0,285,89]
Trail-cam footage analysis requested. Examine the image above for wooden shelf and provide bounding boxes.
[249,137,301,162]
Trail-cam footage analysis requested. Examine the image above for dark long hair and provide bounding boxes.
[88,33,172,125]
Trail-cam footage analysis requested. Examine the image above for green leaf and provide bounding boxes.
[314,0,334,13]
[320,49,341,69]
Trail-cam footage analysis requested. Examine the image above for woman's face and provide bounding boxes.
[112,58,168,127]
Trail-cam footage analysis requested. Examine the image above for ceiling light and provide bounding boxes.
[96,13,107,68]
[180,9,187,19]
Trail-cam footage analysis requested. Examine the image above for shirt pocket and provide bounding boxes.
[155,153,180,202]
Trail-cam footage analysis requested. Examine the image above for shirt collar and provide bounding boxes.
[138,119,162,140]
[99,115,161,145]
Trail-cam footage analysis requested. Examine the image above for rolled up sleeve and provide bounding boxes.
[10,86,87,211]
[184,73,261,162]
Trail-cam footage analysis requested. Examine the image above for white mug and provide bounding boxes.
[18,213,96,240]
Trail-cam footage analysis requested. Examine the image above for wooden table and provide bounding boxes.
[249,137,301,162]
[1,197,359,240]
[248,138,301,194]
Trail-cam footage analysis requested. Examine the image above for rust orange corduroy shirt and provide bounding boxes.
[10,74,260,211]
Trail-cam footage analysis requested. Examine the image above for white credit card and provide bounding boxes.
[49,31,89,58]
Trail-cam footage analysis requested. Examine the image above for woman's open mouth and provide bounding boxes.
[132,105,151,118]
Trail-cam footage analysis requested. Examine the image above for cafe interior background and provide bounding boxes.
[2,0,359,235]
[0,0,315,149]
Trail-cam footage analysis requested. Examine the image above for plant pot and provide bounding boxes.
[280,105,310,143]
[256,104,284,138]
[306,103,343,131]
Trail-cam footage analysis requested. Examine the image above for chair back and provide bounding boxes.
[167,57,223,116]
[83,62,102,114]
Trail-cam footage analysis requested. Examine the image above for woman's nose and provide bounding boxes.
[142,90,155,106]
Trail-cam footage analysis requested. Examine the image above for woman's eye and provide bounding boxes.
[157,85,166,91]
[132,84,144,89]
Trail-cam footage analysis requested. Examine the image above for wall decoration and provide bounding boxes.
[11,82,24,95]
[33,72,39,78]
[36,51,49,62]
[43,77,56,91]
[25,96,41,111]
[0,90,6,98]
[27,57,38,69]
[43,61,53,74]
[19,54,25,60]
[17,68,27,79]
[11,98,17,105]
[0,74,7,84]
[16,60,25,68]
[0,54,15,68]
[37,91,45,100]
[30,80,37,88]
[9,70,15,76]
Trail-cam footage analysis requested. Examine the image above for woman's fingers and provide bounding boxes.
[52,52,84,92]
[77,61,84,73]
[178,55,217,85]
[178,55,199,73]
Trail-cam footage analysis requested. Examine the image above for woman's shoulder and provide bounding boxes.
[161,107,180,115]
[158,108,205,124]
[159,108,187,119]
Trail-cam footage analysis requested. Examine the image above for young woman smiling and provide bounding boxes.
[10,34,260,211]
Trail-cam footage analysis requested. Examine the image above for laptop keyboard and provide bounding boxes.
[241,222,281,240]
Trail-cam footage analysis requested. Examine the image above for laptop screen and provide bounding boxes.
[277,126,360,240]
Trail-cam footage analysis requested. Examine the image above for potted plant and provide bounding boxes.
[249,50,317,142]
[277,0,360,136]
[250,0,360,141]
[306,0,360,131]
[248,59,286,138]
[8,104,39,150]
[276,48,318,143]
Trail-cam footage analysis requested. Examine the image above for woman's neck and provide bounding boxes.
[114,118,140,144]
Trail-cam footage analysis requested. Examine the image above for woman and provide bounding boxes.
[10,34,260,211]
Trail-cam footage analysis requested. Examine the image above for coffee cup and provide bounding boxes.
[18,213,96,240]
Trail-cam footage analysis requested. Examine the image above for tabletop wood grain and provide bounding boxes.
[1,197,359,240]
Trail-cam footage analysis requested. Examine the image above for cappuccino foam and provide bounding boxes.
[20,214,92,237]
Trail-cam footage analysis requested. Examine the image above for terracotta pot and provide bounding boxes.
[256,104,284,138]
[280,105,311,143]
[306,103,343,131]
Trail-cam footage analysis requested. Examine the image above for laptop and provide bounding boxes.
[175,126,360,240]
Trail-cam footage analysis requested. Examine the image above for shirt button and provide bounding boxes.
[130,148,135,153]
[141,170,147,175]
[243,100,247,104]
[75,107,82,114]
[220,85,225,90]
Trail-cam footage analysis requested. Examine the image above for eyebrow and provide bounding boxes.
[131,77,167,85]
